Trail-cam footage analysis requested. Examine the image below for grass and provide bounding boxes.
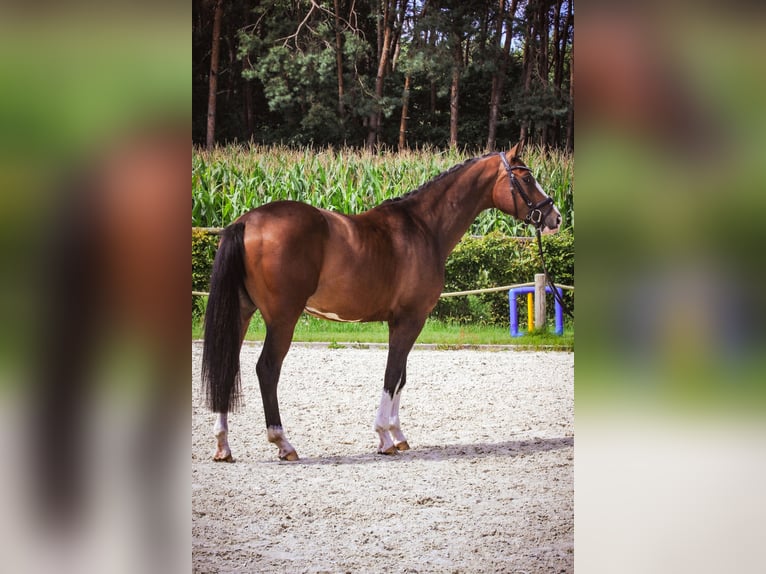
[192,312,573,350]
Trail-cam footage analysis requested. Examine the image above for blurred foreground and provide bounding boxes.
[0,3,189,573]
[1,1,765,572]
[576,1,766,572]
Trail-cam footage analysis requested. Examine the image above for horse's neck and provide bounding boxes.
[410,160,495,259]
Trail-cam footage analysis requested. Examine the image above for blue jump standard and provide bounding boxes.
[509,286,564,337]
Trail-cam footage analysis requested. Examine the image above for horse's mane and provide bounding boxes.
[381,152,506,205]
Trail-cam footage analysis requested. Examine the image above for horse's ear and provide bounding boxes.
[508,141,523,159]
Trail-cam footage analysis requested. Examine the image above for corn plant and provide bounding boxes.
[192,144,574,236]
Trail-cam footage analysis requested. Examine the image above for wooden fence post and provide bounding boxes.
[534,273,546,330]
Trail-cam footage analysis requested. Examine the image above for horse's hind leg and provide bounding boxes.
[213,412,232,461]
[213,297,254,462]
[257,313,302,461]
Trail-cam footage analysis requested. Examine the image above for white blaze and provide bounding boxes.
[535,180,561,234]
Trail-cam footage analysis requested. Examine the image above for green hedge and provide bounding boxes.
[434,231,574,326]
[192,229,218,316]
[191,229,574,327]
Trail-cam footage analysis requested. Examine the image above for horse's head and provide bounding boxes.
[492,142,562,235]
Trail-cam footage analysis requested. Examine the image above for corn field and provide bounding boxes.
[192,145,574,236]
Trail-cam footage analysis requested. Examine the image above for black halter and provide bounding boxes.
[498,152,555,229]
[498,153,572,318]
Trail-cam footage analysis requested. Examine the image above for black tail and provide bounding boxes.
[202,222,248,412]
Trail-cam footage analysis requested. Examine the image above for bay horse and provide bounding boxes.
[202,143,561,461]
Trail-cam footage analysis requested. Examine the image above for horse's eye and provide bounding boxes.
[524,176,532,184]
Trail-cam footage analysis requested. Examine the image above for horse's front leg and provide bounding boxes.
[375,317,424,454]
[389,390,410,451]
[374,391,399,455]
[374,376,410,454]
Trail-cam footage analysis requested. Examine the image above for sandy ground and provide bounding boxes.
[192,341,574,573]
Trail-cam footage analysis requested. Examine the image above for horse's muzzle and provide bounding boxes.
[542,208,562,235]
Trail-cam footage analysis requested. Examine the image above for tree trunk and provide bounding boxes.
[519,1,535,146]
[538,0,549,86]
[243,73,254,138]
[241,0,254,140]
[557,0,573,147]
[428,24,438,118]
[449,41,461,149]
[389,0,408,73]
[566,40,574,151]
[398,73,411,150]
[550,0,564,146]
[206,0,223,149]
[333,0,346,120]
[367,0,395,150]
[487,0,506,152]
[487,0,517,151]
[487,74,501,152]
[536,0,549,147]
[553,0,564,96]
[560,0,573,93]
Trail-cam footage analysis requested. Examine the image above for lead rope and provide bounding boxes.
[535,227,574,319]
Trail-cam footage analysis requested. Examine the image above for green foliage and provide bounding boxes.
[194,0,573,149]
[433,231,574,326]
[248,43,352,144]
[192,145,574,236]
[234,2,378,146]
[192,229,218,317]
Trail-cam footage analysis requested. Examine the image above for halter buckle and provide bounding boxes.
[528,209,543,226]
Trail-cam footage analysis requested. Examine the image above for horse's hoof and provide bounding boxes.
[280,450,299,461]
[378,445,398,456]
[395,441,410,451]
[213,454,235,463]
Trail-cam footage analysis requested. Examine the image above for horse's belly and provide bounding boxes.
[304,288,388,323]
[303,305,363,323]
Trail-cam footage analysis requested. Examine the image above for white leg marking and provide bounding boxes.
[267,426,298,460]
[389,391,408,447]
[374,390,397,454]
[213,412,233,461]
[214,412,228,436]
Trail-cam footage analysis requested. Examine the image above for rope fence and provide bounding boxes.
[193,227,224,234]
[193,282,573,299]
[192,227,573,304]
